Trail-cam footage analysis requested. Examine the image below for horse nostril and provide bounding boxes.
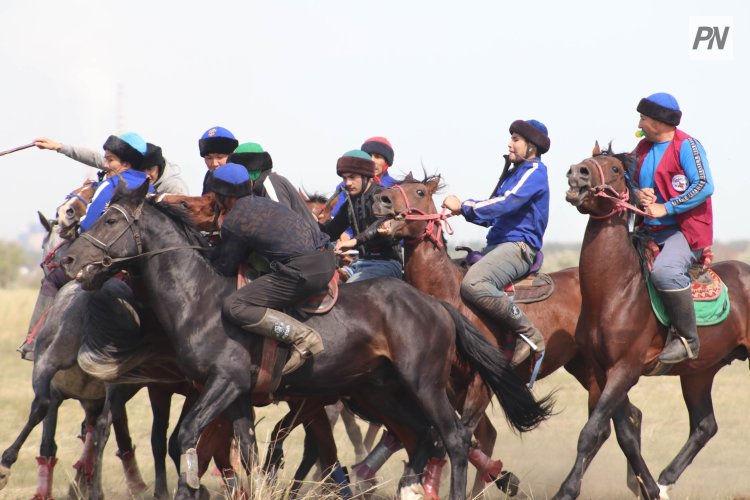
[579,166,590,177]
[62,255,75,267]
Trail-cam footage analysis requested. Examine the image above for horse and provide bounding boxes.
[299,188,336,223]
[371,174,651,497]
[61,180,553,500]
[556,143,750,499]
[5,181,234,499]
[154,190,539,498]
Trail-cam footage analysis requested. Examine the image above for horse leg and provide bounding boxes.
[303,405,351,499]
[0,365,59,491]
[553,368,659,500]
[610,398,659,500]
[149,384,177,500]
[338,403,367,463]
[656,370,720,496]
[86,393,111,500]
[362,423,381,454]
[223,393,257,498]
[34,388,64,500]
[109,384,148,496]
[175,376,242,500]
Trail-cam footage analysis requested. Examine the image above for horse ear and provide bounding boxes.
[37,211,53,232]
[592,141,601,156]
[298,188,310,201]
[405,171,415,182]
[426,175,441,195]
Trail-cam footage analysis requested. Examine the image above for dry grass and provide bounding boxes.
[2,288,750,499]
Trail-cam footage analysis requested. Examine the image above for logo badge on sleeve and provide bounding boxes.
[671,174,688,192]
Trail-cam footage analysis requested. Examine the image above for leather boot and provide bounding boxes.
[658,287,699,364]
[17,292,55,361]
[474,295,545,366]
[242,309,324,375]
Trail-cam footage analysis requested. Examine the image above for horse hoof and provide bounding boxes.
[495,470,520,497]
[398,482,426,500]
[658,482,672,499]
[0,465,10,490]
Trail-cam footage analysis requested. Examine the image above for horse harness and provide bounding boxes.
[390,184,455,249]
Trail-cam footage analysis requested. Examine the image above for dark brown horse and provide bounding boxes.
[558,143,750,499]
[61,181,552,500]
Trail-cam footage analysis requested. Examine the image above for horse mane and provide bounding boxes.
[302,190,329,205]
[596,141,638,197]
[396,170,446,192]
[145,197,211,252]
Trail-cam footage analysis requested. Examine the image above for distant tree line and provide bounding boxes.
[0,241,39,288]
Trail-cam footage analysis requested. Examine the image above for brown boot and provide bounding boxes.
[473,295,545,366]
[242,309,324,375]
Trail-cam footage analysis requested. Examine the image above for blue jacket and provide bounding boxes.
[80,170,154,232]
[461,159,549,250]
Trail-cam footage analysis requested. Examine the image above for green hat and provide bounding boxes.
[229,142,273,172]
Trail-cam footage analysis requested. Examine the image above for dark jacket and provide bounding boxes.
[321,182,400,261]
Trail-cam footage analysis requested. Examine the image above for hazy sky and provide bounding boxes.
[1,1,747,246]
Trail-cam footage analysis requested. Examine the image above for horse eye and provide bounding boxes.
[416,189,425,197]
[612,166,620,174]
[105,218,117,225]
[180,201,189,208]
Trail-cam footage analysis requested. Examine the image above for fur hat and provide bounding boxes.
[229,142,273,172]
[144,143,165,176]
[204,163,252,198]
[336,150,376,178]
[361,136,394,166]
[637,93,682,126]
[509,119,550,155]
[102,132,147,169]
[199,126,239,157]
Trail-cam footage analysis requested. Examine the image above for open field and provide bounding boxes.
[1,287,750,499]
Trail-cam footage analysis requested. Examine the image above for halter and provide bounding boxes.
[582,156,652,220]
[391,184,454,249]
[79,203,208,269]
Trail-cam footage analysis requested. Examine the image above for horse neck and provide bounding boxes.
[404,237,463,301]
[137,207,228,333]
[579,213,643,300]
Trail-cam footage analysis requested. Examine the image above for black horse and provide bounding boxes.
[62,181,552,500]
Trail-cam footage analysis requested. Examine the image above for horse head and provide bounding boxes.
[57,179,98,240]
[372,173,445,243]
[62,180,150,290]
[299,188,335,223]
[566,141,635,217]
[154,192,221,232]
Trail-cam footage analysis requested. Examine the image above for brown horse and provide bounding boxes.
[558,143,750,500]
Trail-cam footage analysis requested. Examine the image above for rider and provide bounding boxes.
[442,120,550,366]
[321,150,402,282]
[205,163,335,375]
[228,142,319,231]
[633,92,714,364]
[18,132,153,360]
[199,126,238,193]
[80,133,155,232]
[33,136,189,194]
[329,136,398,234]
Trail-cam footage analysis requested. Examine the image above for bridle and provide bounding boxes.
[581,156,652,220]
[79,202,207,269]
[390,184,454,249]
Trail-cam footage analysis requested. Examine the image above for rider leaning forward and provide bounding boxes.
[204,163,336,375]
[442,119,551,366]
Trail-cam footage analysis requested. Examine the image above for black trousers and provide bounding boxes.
[223,248,336,325]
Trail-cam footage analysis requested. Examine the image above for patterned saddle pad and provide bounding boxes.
[503,273,555,304]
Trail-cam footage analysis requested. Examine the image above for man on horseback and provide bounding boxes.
[18,132,154,359]
[205,163,336,375]
[321,150,403,282]
[228,142,320,232]
[633,92,715,364]
[199,126,238,193]
[33,136,189,194]
[442,120,550,366]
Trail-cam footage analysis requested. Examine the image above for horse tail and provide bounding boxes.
[440,301,554,433]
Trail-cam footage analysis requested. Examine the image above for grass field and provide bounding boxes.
[1,287,749,499]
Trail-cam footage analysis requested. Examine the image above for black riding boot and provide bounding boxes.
[473,295,545,366]
[241,309,324,375]
[658,287,699,364]
[17,292,55,361]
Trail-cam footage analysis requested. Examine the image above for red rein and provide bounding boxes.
[583,157,652,220]
[391,184,454,249]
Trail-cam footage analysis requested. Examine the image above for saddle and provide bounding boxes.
[638,238,730,326]
[456,246,555,304]
[237,265,339,398]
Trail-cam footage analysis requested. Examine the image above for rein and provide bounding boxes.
[391,184,454,249]
[80,203,209,268]
[583,157,652,220]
